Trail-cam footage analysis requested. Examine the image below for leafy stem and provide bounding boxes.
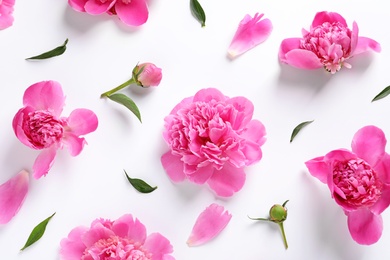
[100,78,136,98]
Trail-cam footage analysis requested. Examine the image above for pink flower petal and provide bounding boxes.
[82,222,115,247]
[282,48,323,69]
[353,36,382,56]
[62,133,86,157]
[161,152,186,182]
[144,233,174,260]
[278,37,301,63]
[207,163,246,197]
[226,96,254,129]
[32,147,57,179]
[23,80,65,117]
[112,214,147,244]
[312,11,347,27]
[187,203,232,246]
[305,156,328,184]
[67,108,98,136]
[370,183,390,215]
[373,153,390,184]
[0,0,15,30]
[59,226,89,259]
[187,164,214,184]
[12,107,36,149]
[228,13,273,58]
[347,209,383,245]
[0,170,29,224]
[115,0,148,26]
[84,0,114,15]
[192,88,225,103]
[68,0,88,12]
[351,125,386,167]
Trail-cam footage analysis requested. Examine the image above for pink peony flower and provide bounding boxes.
[279,11,381,74]
[134,63,162,88]
[0,170,29,224]
[60,214,175,260]
[12,80,98,179]
[68,0,148,26]
[305,125,390,245]
[227,13,273,59]
[161,88,266,197]
[0,0,15,30]
[187,203,232,247]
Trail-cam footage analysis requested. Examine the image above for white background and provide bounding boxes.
[1,0,390,259]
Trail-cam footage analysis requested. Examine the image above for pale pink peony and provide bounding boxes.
[60,214,175,260]
[0,170,29,224]
[161,88,266,197]
[227,13,273,58]
[305,125,390,245]
[187,203,232,246]
[12,80,98,179]
[68,0,148,26]
[279,11,381,74]
[0,0,15,30]
[134,63,162,88]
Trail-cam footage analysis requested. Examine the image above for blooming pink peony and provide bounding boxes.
[0,170,29,224]
[68,0,148,26]
[305,125,390,245]
[227,13,273,58]
[134,63,162,88]
[0,0,15,30]
[161,88,266,197]
[60,214,175,260]
[279,11,381,74]
[12,80,98,179]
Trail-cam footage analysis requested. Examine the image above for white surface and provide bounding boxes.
[1,0,390,259]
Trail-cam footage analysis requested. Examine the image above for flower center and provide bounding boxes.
[25,110,64,149]
[82,236,152,260]
[333,159,382,209]
[300,21,352,73]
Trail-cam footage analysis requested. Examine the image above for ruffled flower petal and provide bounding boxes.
[32,147,57,179]
[144,233,174,260]
[227,13,273,58]
[111,214,147,244]
[59,226,89,259]
[312,11,347,27]
[0,170,29,224]
[187,203,232,246]
[347,209,383,245]
[207,163,246,197]
[115,0,149,26]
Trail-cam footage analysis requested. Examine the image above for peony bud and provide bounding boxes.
[133,62,162,88]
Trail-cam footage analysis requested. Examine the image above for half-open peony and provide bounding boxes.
[68,0,148,26]
[227,13,273,59]
[13,80,98,179]
[279,11,381,74]
[60,214,175,260]
[187,203,232,246]
[0,0,15,30]
[0,170,29,224]
[305,125,390,245]
[161,88,266,197]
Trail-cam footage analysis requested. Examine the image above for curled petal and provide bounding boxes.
[187,203,232,246]
[347,209,383,245]
[84,0,115,15]
[32,147,57,179]
[115,0,148,26]
[353,36,382,56]
[281,48,323,69]
[193,88,225,103]
[207,163,246,197]
[62,133,86,156]
[312,11,347,27]
[228,13,273,58]
[67,108,98,136]
[161,152,186,182]
[144,233,174,260]
[59,226,89,259]
[0,170,29,224]
[112,214,147,244]
[305,156,328,184]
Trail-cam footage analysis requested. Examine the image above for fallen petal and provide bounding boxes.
[187,203,232,246]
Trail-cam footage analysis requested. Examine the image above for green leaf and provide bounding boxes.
[124,170,157,193]
[290,120,314,143]
[372,85,390,102]
[107,93,142,122]
[190,0,206,27]
[26,39,68,60]
[20,212,56,251]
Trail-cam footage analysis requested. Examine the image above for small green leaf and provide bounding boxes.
[20,212,56,251]
[190,0,206,27]
[290,120,314,143]
[124,170,157,193]
[372,85,390,102]
[26,39,68,60]
[107,93,142,122]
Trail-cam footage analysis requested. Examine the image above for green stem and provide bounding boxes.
[100,78,136,98]
[278,222,288,249]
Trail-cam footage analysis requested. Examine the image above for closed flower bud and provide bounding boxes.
[133,62,162,88]
[269,203,288,223]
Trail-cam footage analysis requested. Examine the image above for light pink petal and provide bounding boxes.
[82,222,115,247]
[67,108,98,135]
[207,163,246,197]
[32,147,57,179]
[279,37,301,63]
[68,0,88,12]
[0,0,15,30]
[373,153,390,184]
[62,133,86,156]
[144,233,174,260]
[351,125,386,167]
[60,226,89,259]
[161,152,186,182]
[0,170,29,224]
[187,164,214,184]
[347,209,383,245]
[193,88,226,103]
[84,0,114,15]
[312,11,347,27]
[226,96,254,129]
[353,36,381,56]
[350,21,359,55]
[370,183,390,215]
[23,80,65,117]
[241,119,266,146]
[167,97,193,116]
[111,214,147,244]
[228,13,273,58]
[305,156,328,184]
[187,203,232,246]
[282,48,323,69]
[115,0,148,26]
